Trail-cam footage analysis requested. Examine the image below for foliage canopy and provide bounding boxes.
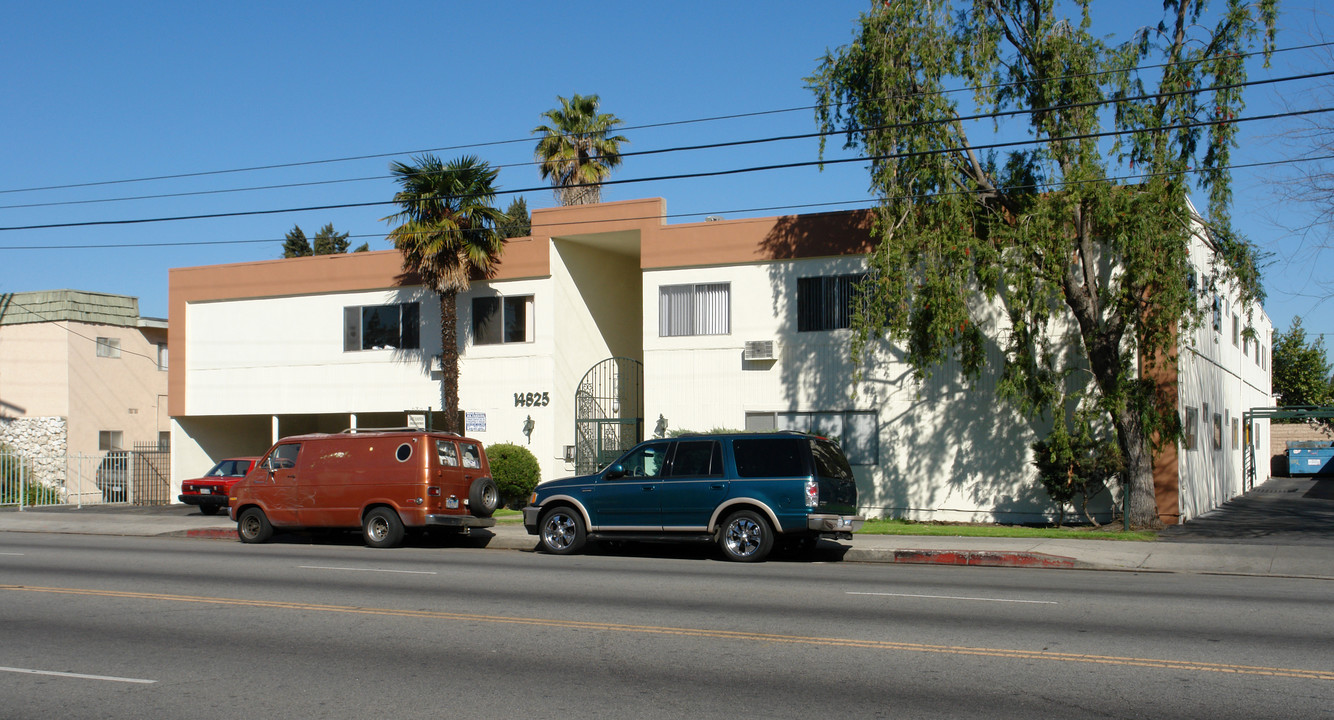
[810,0,1276,527]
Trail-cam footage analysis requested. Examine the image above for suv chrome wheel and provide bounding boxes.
[540,508,586,555]
[720,510,773,562]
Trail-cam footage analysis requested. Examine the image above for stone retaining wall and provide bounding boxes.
[0,416,69,485]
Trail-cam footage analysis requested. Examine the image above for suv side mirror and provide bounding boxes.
[604,463,626,480]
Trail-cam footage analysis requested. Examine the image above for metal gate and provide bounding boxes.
[131,442,171,505]
[574,357,644,475]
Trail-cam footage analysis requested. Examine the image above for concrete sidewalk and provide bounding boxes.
[3,504,1330,579]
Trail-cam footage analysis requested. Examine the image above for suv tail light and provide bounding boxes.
[427,486,441,496]
[805,479,819,508]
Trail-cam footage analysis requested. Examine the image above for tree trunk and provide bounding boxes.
[439,290,461,434]
[1112,403,1161,528]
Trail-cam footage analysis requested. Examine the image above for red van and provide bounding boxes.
[229,429,500,548]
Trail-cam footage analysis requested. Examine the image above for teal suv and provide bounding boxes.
[522,431,863,562]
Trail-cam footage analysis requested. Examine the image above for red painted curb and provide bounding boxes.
[892,549,1076,569]
[182,528,237,540]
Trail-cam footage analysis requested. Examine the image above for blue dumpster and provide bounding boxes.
[1286,440,1334,476]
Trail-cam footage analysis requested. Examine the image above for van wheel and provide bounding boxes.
[237,508,273,544]
[719,510,773,562]
[539,507,586,555]
[363,507,405,548]
[469,477,501,517]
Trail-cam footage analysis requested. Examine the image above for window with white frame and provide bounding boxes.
[344,303,420,351]
[1183,406,1198,450]
[96,337,121,358]
[1232,314,1239,346]
[473,294,534,345]
[659,283,730,337]
[744,410,878,465]
[156,343,168,371]
[797,274,867,332]
[99,430,123,451]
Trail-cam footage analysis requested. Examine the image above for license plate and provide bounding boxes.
[446,498,459,509]
[200,489,211,494]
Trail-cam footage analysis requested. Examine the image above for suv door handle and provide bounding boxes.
[642,485,656,492]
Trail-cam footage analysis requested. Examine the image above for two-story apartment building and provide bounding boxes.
[168,198,1271,524]
[0,290,170,501]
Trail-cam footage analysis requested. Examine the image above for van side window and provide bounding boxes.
[268,444,300,470]
[437,441,459,467]
[668,440,723,478]
[461,444,481,469]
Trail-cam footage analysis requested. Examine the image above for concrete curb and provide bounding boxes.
[843,547,1083,569]
[172,526,1081,569]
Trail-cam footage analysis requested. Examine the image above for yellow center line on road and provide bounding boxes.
[6,584,1332,682]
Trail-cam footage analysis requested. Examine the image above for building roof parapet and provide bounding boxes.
[0,290,148,328]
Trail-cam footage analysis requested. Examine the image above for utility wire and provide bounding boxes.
[4,68,1329,212]
[3,153,1331,250]
[0,296,161,364]
[2,104,1330,233]
[1,39,1328,198]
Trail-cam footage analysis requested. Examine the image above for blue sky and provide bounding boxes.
[1,0,1330,347]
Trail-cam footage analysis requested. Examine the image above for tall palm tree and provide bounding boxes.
[533,93,628,205]
[385,154,505,433]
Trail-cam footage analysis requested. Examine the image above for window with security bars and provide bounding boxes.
[797,274,867,332]
[659,283,730,337]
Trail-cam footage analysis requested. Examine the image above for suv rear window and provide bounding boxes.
[810,438,854,480]
[732,438,808,478]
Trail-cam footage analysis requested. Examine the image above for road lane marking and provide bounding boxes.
[0,552,25,556]
[0,666,155,684]
[4,584,1331,682]
[299,565,437,575]
[848,591,1058,605]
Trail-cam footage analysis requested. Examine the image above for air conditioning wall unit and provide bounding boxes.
[743,340,776,361]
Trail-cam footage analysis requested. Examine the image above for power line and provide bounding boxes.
[3,153,1331,251]
[3,104,1330,234]
[5,68,1329,213]
[2,39,1328,198]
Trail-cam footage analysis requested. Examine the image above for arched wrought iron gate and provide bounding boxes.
[574,357,644,475]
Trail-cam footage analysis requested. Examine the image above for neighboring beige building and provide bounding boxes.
[0,290,169,500]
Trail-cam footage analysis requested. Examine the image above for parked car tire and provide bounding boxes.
[199,504,221,516]
[363,507,405,548]
[237,507,273,544]
[539,506,586,555]
[468,477,501,518]
[719,509,774,563]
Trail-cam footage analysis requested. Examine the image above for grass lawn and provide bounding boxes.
[858,518,1156,541]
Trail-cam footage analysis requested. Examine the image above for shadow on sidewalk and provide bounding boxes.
[1160,476,1334,546]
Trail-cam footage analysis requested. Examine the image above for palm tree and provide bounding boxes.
[385,154,506,433]
[533,93,627,205]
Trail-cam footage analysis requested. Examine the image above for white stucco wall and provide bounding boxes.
[1176,231,1274,521]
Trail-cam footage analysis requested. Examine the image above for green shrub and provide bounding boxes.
[486,443,542,509]
[0,447,60,506]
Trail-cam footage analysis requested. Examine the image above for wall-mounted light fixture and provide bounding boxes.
[523,415,535,444]
[653,414,668,438]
